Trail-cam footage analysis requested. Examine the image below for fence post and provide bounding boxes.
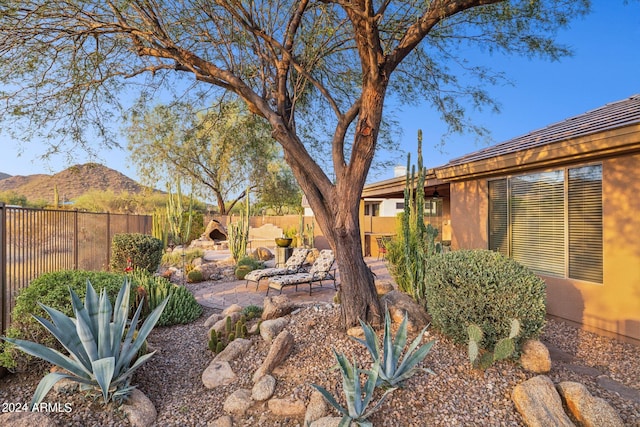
[0,203,6,335]
[73,209,79,270]
[106,212,111,271]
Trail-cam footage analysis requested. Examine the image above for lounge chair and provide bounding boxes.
[266,249,337,295]
[244,247,310,290]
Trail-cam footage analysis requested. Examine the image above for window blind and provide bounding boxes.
[488,179,508,255]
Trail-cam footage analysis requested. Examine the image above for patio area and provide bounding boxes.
[189,252,392,310]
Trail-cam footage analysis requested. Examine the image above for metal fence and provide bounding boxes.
[0,203,152,334]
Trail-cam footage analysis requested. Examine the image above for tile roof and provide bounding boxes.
[445,94,640,166]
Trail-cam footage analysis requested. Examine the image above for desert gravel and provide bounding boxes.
[1,294,638,426]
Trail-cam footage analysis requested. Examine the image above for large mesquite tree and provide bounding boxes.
[0,0,588,327]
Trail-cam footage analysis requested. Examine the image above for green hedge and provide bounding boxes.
[110,233,163,273]
[0,270,131,370]
[423,249,546,353]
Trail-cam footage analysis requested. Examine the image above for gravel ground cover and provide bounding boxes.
[1,285,638,426]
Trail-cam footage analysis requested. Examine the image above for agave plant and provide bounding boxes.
[1,278,168,408]
[354,308,435,388]
[311,351,395,427]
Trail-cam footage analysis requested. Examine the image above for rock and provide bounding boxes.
[262,295,296,320]
[215,338,252,363]
[198,263,221,280]
[207,415,233,427]
[222,304,244,316]
[557,381,624,427]
[305,390,329,426]
[253,330,295,382]
[268,397,307,417]
[252,374,277,401]
[223,389,253,415]
[204,313,222,328]
[380,290,430,332]
[309,416,343,427]
[375,280,394,296]
[0,412,58,427]
[52,377,78,394]
[202,361,237,389]
[252,247,274,261]
[346,326,365,339]
[520,339,552,373]
[121,389,158,427]
[260,317,289,342]
[512,375,575,427]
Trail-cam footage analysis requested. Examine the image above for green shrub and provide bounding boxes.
[0,270,130,370]
[187,269,204,283]
[110,233,163,274]
[161,248,204,267]
[128,268,202,326]
[235,256,263,279]
[423,249,546,354]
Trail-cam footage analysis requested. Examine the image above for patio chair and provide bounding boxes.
[376,236,390,260]
[266,249,337,296]
[244,247,310,290]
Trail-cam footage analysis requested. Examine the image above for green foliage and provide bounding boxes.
[187,269,204,283]
[241,305,263,320]
[110,233,163,274]
[235,256,264,279]
[387,130,440,299]
[468,319,521,370]
[228,195,250,262]
[72,190,171,214]
[354,308,435,388]
[165,180,196,247]
[0,270,129,370]
[2,279,168,407]
[208,315,259,354]
[424,249,546,352]
[128,268,202,327]
[254,161,302,215]
[312,352,394,427]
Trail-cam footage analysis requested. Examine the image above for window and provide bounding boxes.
[364,202,380,217]
[395,202,405,210]
[488,164,602,283]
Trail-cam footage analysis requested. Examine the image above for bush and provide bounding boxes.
[0,270,130,370]
[110,233,163,273]
[423,249,546,353]
[235,256,264,279]
[161,248,204,267]
[187,269,204,283]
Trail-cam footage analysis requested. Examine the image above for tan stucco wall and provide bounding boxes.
[450,155,640,341]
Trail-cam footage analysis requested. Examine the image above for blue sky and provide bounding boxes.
[1,0,639,185]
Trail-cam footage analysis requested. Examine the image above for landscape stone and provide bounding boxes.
[253,330,295,382]
[268,397,307,417]
[0,412,58,427]
[520,339,552,373]
[262,295,296,320]
[260,317,289,342]
[375,280,394,295]
[223,388,253,415]
[309,416,343,427]
[204,313,222,328]
[252,247,274,261]
[347,326,365,339]
[207,415,233,427]
[202,360,237,389]
[121,389,158,427]
[214,338,252,363]
[379,290,430,331]
[511,375,575,427]
[209,312,243,337]
[557,381,624,427]
[252,374,276,401]
[222,304,244,316]
[305,390,329,426]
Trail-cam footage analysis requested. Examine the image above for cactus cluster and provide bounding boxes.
[467,318,521,370]
[208,314,261,354]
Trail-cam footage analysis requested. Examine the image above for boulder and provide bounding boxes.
[557,381,624,427]
[252,247,274,261]
[262,295,296,320]
[512,375,575,427]
[214,338,252,363]
[346,326,365,339]
[309,417,343,427]
[304,390,329,426]
[207,415,233,427]
[260,317,289,342]
[198,262,222,280]
[380,290,430,332]
[204,313,222,329]
[520,339,552,373]
[121,389,158,427]
[223,389,253,416]
[268,398,307,417]
[222,304,244,316]
[252,374,277,401]
[0,412,58,427]
[253,330,295,382]
[202,360,237,389]
[375,280,395,296]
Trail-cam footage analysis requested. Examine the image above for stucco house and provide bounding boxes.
[362,94,640,341]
